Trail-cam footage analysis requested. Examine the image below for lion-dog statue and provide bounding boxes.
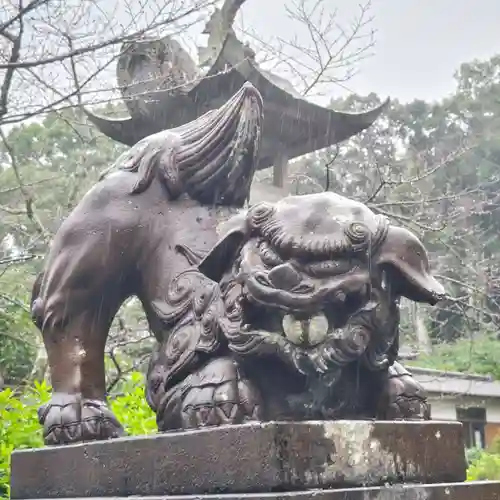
[31,83,445,445]
[146,193,446,432]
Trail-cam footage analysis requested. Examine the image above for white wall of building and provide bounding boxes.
[428,394,500,423]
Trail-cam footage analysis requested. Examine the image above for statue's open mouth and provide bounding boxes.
[217,262,386,375]
[229,270,373,364]
[231,303,367,375]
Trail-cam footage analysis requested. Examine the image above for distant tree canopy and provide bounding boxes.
[3,54,500,385]
[0,105,149,388]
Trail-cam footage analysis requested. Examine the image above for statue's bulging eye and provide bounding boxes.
[258,240,283,267]
[304,259,353,278]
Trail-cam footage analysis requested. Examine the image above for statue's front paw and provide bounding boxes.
[38,393,125,445]
[156,357,263,432]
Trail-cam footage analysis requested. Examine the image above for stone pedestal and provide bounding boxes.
[10,421,500,499]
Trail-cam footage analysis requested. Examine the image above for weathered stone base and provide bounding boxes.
[11,483,500,500]
[10,421,499,500]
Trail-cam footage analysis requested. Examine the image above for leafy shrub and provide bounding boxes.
[467,451,500,481]
[0,273,39,385]
[466,447,484,465]
[0,372,155,499]
[466,437,500,481]
[109,372,156,436]
[0,381,50,498]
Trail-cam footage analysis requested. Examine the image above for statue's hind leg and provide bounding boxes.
[36,308,125,445]
[32,230,132,445]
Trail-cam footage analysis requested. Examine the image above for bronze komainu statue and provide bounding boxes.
[146,193,446,431]
[31,84,445,446]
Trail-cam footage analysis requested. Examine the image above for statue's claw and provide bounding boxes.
[155,357,263,432]
[38,393,125,446]
[379,362,430,421]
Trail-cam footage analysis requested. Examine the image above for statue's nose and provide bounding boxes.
[268,263,302,291]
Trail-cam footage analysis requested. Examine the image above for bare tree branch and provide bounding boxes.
[0,0,217,126]
[0,0,26,120]
[0,6,207,70]
[240,0,375,97]
[0,0,50,38]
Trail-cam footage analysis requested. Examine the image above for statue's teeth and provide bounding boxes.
[308,314,329,346]
[281,313,329,346]
[282,314,303,345]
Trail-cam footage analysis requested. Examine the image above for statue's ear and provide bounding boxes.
[198,229,247,282]
[375,225,446,305]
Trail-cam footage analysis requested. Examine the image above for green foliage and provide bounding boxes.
[467,451,500,481]
[465,438,500,482]
[109,372,156,436]
[0,381,51,498]
[0,373,154,498]
[0,265,40,384]
[407,335,500,380]
[466,447,484,465]
[0,309,37,384]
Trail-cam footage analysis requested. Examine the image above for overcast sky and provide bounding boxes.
[235,0,500,103]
